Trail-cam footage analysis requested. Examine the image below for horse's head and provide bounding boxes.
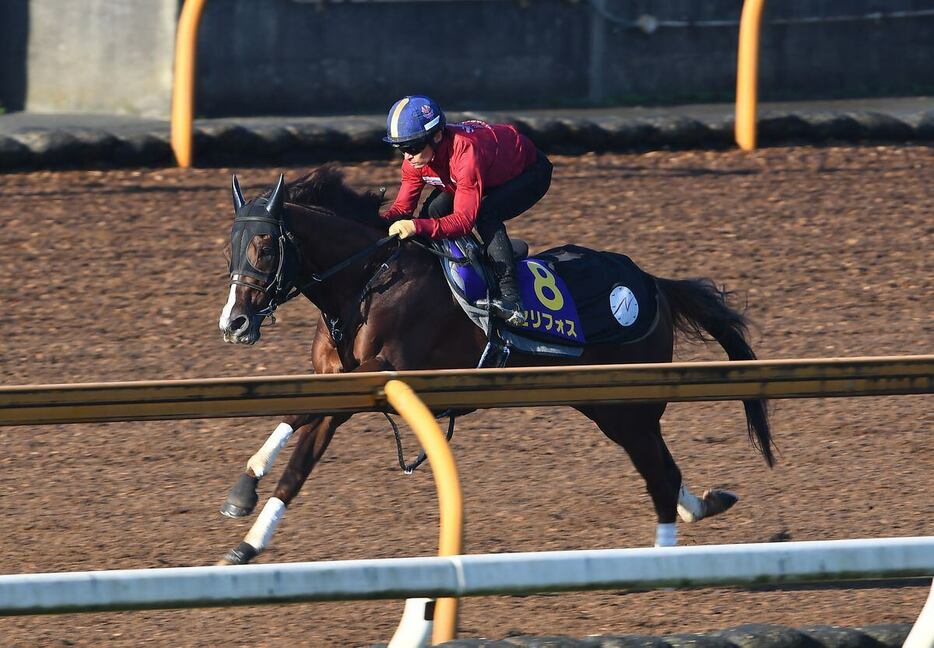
[218,166,390,345]
[219,174,292,345]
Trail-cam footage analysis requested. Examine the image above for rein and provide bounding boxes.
[408,238,470,264]
[239,195,399,321]
[257,233,398,319]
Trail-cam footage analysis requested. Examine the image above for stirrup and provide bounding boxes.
[499,303,527,326]
[476,297,527,325]
[478,338,511,369]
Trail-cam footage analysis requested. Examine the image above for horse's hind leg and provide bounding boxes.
[220,413,321,518]
[219,412,348,565]
[579,404,684,547]
[649,430,740,524]
[677,479,739,524]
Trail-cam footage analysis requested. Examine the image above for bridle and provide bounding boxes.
[228,210,295,319]
[227,174,399,325]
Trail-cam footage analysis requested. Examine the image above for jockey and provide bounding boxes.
[381,95,553,326]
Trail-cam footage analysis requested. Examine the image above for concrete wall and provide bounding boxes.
[194,0,934,116]
[2,0,932,117]
[194,0,590,116]
[22,0,177,116]
[597,0,934,105]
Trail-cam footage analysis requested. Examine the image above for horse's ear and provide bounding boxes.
[267,173,286,217]
[231,175,245,213]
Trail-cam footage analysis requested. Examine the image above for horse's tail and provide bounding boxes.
[656,277,775,467]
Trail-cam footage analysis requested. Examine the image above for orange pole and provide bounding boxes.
[384,380,463,645]
[735,0,766,151]
[171,0,208,167]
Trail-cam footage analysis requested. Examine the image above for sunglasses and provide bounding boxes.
[394,140,428,156]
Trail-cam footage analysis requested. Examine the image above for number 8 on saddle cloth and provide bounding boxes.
[435,237,660,359]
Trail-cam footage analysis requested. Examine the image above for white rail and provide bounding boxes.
[0,537,930,615]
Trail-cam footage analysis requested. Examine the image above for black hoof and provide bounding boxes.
[703,489,739,517]
[220,473,259,518]
[220,501,253,518]
[218,542,259,566]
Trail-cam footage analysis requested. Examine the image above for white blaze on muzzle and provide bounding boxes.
[219,279,239,331]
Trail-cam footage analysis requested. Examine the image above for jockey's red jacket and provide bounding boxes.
[382,121,537,239]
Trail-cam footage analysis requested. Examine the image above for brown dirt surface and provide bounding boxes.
[0,145,931,647]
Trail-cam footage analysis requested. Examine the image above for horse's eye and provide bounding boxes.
[259,247,274,258]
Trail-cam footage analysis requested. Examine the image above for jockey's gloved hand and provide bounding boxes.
[389,219,417,240]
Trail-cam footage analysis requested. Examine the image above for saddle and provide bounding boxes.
[434,237,660,362]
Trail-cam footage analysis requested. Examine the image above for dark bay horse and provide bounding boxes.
[216,167,774,565]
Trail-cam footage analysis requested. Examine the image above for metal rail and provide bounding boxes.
[0,537,930,615]
[0,356,930,427]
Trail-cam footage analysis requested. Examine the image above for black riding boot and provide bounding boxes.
[476,225,527,325]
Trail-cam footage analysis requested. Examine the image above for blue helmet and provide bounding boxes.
[383,95,446,146]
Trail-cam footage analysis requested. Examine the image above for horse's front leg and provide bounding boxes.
[218,356,393,565]
[220,413,320,518]
[218,411,350,565]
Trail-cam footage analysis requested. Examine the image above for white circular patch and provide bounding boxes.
[609,285,639,326]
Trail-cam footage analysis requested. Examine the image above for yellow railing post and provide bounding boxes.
[384,380,463,646]
[735,0,766,151]
[171,0,208,168]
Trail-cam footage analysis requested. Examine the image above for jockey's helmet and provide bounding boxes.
[383,95,446,149]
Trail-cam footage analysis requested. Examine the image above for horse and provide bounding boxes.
[216,167,774,565]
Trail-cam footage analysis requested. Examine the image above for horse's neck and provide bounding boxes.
[288,205,384,313]
[290,204,381,266]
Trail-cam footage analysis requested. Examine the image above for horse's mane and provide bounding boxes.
[281,165,387,231]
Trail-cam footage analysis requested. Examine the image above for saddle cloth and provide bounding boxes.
[437,239,659,350]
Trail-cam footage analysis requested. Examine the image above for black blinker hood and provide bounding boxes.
[228,174,289,287]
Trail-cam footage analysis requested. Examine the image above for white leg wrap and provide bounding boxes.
[244,497,286,551]
[677,482,705,523]
[247,423,294,478]
[655,522,677,547]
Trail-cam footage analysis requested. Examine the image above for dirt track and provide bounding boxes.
[0,145,931,647]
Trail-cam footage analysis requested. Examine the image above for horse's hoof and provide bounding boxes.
[218,542,259,566]
[703,489,739,517]
[220,501,255,518]
[220,473,259,518]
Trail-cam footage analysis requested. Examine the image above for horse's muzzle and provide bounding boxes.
[223,315,261,345]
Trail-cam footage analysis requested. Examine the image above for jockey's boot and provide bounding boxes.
[476,227,527,326]
[494,262,527,326]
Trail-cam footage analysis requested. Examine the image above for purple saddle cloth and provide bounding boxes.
[440,240,658,347]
